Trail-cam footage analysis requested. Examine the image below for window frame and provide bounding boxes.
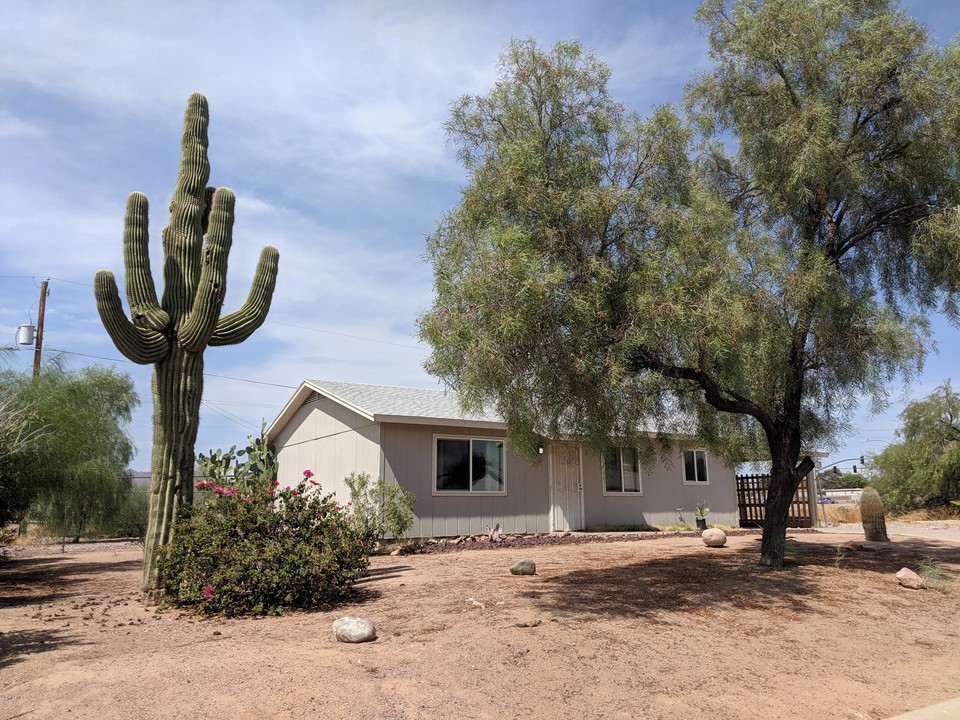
[602,447,643,496]
[432,434,508,496]
[682,449,710,485]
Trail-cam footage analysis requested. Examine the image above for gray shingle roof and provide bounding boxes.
[304,379,503,425]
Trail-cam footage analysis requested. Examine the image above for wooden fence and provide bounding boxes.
[736,473,813,528]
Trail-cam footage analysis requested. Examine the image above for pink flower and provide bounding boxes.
[202,585,214,600]
[291,490,301,496]
[204,480,215,489]
[303,469,314,478]
[272,479,280,487]
[267,488,275,496]
[309,479,319,486]
[194,481,204,489]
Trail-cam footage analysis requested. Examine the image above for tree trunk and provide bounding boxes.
[759,434,809,567]
[142,348,203,592]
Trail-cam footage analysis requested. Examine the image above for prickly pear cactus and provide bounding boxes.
[94,93,279,593]
[859,486,889,542]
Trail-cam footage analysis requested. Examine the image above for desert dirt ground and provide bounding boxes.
[2,530,959,720]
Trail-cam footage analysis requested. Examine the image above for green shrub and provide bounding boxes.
[158,470,369,616]
[343,472,416,545]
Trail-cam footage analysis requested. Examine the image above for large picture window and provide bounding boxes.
[683,450,708,484]
[604,447,642,494]
[435,437,505,493]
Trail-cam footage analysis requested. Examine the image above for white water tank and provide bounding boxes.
[16,324,35,345]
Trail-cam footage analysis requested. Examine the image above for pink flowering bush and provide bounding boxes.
[158,469,369,616]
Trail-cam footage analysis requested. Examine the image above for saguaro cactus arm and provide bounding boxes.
[179,187,234,352]
[122,192,168,331]
[161,93,213,316]
[93,270,170,364]
[210,245,280,346]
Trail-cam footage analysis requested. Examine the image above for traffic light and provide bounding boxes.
[853,465,857,474]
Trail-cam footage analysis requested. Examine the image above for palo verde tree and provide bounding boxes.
[95,94,279,591]
[874,381,960,511]
[419,2,960,567]
[0,360,138,533]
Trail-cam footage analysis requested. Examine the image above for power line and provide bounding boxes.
[201,399,259,431]
[44,348,298,389]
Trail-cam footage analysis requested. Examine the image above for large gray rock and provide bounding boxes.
[332,616,377,643]
[896,567,926,590]
[701,528,727,547]
[510,559,537,575]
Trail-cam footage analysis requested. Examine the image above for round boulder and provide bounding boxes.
[510,559,537,575]
[701,528,727,548]
[332,616,377,643]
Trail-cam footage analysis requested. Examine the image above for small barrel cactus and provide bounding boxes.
[860,486,889,542]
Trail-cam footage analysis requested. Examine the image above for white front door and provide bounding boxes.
[550,443,583,531]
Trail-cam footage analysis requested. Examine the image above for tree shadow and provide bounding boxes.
[0,627,88,670]
[525,536,960,622]
[789,536,960,573]
[522,546,822,622]
[0,556,142,608]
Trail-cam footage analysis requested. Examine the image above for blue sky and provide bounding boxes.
[1,0,957,474]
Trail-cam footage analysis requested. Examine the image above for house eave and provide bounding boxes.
[374,414,507,431]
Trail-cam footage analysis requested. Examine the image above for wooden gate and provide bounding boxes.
[736,474,813,528]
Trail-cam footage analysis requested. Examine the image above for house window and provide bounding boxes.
[604,447,642,494]
[683,450,709,484]
[435,437,505,493]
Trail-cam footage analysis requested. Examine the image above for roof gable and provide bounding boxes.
[266,379,504,442]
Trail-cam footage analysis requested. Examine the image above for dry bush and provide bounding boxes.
[823,504,861,523]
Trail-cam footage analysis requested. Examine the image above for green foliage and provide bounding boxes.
[874,381,960,512]
[694,502,711,520]
[419,7,960,567]
[0,361,138,533]
[93,94,280,591]
[158,472,369,616]
[0,391,42,526]
[819,471,869,491]
[197,422,278,497]
[343,472,416,544]
[102,483,150,539]
[917,558,950,593]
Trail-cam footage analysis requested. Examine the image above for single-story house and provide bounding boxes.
[265,379,740,537]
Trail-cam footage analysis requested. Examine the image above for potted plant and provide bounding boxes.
[694,502,710,531]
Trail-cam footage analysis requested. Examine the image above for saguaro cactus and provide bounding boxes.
[94,94,279,592]
[859,486,890,542]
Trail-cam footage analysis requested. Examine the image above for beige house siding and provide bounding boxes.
[267,381,741,537]
[380,422,551,538]
[272,395,381,504]
[581,447,739,528]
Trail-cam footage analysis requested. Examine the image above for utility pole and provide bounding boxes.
[33,278,49,379]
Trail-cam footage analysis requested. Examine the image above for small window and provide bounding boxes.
[436,437,505,493]
[683,450,708,484]
[604,447,642,494]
